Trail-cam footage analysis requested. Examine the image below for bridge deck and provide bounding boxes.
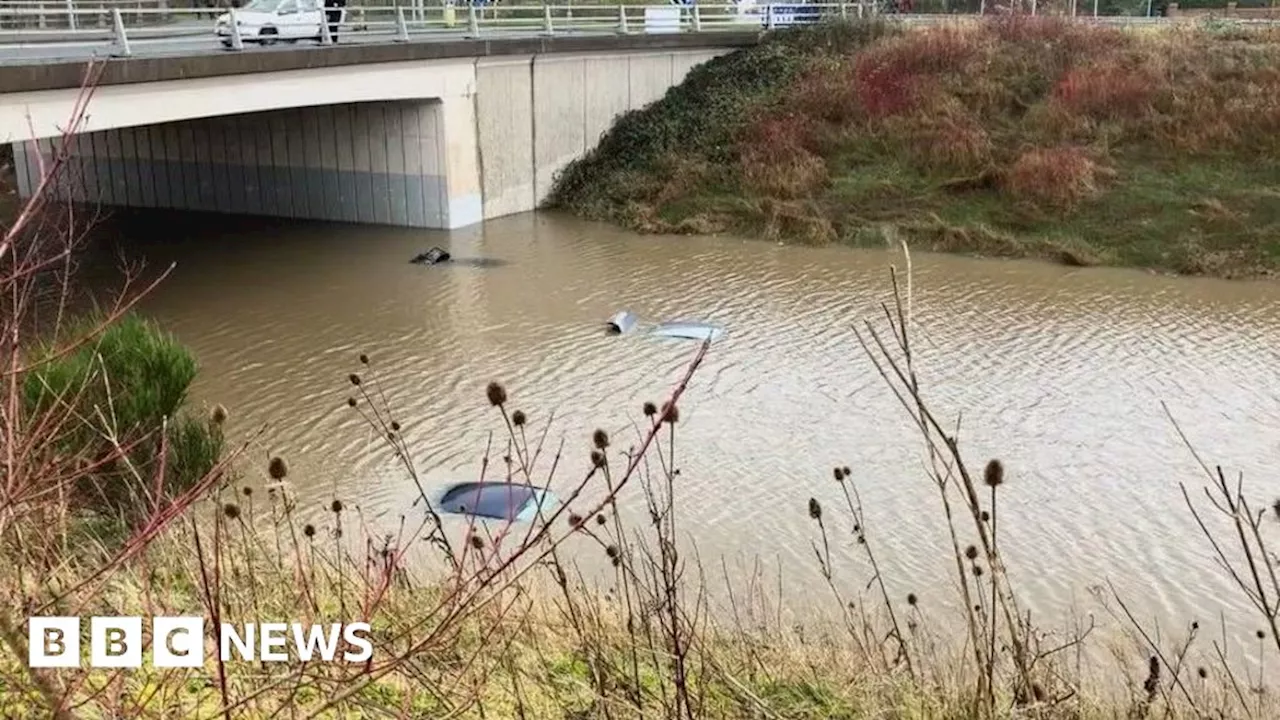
[0,31,763,94]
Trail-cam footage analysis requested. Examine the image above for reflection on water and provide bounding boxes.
[79,207,1280,666]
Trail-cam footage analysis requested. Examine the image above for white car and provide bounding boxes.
[215,0,331,47]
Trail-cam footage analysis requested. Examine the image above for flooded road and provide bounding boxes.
[80,207,1280,663]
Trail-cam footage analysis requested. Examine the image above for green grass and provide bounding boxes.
[824,154,1280,274]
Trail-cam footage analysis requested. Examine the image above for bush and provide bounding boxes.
[22,313,223,517]
[1053,60,1158,120]
[1003,145,1107,208]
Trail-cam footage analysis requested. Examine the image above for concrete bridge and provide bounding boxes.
[0,22,760,229]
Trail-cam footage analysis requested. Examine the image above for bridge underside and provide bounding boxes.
[6,48,732,229]
[12,98,481,229]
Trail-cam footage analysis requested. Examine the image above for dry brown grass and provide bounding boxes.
[1003,145,1109,209]
[1052,59,1159,121]
[739,116,830,199]
[898,108,995,176]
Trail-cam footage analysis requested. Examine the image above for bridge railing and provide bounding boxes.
[0,1,179,31]
[0,2,881,47]
[2,2,1278,54]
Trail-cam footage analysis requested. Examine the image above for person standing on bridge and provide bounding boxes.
[323,0,347,43]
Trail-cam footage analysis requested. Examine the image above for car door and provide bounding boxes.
[294,0,324,40]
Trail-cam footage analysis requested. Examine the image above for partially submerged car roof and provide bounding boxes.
[437,481,559,523]
[650,321,725,342]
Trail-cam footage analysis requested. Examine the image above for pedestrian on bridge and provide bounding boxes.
[324,0,347,43]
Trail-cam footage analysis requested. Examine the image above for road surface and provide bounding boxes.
[0,24,658,65]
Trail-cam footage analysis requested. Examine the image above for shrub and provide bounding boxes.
[847,27,982,121]
[22,313,222,517]
[853,53,928,120]
[1053,61,1158,120]
[1002,145,1106,209]
[739,115,829,198]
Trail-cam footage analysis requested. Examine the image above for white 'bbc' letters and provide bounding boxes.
[28,616,207,668]
[28,616,81,668]
[154,616,205,668]
[90,616,143,667]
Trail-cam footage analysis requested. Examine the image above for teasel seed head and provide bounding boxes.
[268,456,289,480]
[486,382,507,407]
[984,459,1004,487]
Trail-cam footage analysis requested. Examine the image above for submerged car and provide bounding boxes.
[437,482,560,523]
[215,0,329,47]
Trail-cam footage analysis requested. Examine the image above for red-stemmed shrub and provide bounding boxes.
[899,112,994,175]
[1003,145,1106,209]
[738,114,829,199]
[851,27,981,121]
[1053,61,1157,120]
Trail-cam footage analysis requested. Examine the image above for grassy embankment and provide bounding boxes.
[548,17,1280,279]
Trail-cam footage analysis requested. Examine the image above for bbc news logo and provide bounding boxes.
[28,617,373,668]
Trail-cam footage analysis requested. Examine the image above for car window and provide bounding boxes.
[297,0,320,10]
[277,0,298,12]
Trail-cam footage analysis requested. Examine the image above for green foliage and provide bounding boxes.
[165,413,225,495]
[22,313,222,517]
[25,313,196,423]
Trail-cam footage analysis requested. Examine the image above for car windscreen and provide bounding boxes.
[241,0,286,11]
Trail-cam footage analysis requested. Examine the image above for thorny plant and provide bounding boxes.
[314,344,716,720]
[1087,402,1280,720]
[796,233,1280,720]
[833,235,1076,718]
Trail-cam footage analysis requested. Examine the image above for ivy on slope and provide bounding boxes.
[545,20,897,219]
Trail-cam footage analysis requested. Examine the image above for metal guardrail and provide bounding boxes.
[0,2,1277,58]
[0,2,869,49]
[0,1,174,31]
[0,0,586,30]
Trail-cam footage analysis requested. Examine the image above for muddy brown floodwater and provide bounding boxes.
[78,207,1280,670]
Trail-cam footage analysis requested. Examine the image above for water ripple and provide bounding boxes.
[89,208,1280,663]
